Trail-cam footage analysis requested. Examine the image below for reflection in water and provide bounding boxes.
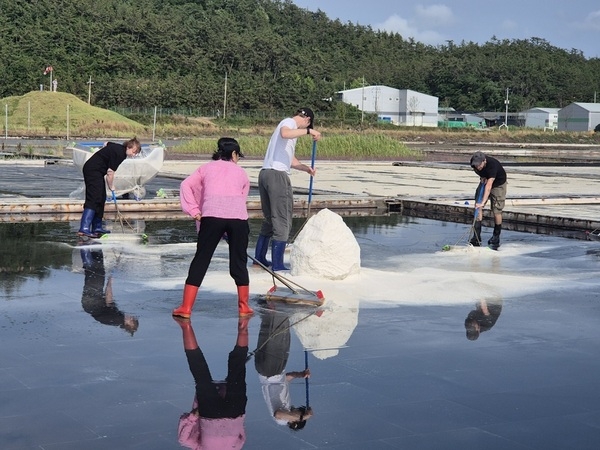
[175,317,249,449]
[254,307,313,430]
[464,297,503,340]
[0,223,72,293]
[80,247,139,335]
[290,295,359,360]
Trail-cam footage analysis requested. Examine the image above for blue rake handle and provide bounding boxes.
[308,140,317,205]
[304,350,310,409]
[474,181,484,218]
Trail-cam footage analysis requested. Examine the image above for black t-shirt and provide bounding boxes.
[83,142,127,175]
[473,156,507,187]
[467,302,503,333]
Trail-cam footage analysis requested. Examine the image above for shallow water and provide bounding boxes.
[1,216,600,449]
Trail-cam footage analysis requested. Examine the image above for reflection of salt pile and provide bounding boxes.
[290,208,360,280]
[291,295,359,360]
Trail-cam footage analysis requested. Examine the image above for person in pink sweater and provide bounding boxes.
[173,137,253,318]
[174,316,249,450]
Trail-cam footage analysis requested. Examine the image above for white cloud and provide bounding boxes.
[375,14,445,45]
[581,10,600,30]
[375,14,412,35]
[414,4,455,26]
[501,19,518,31]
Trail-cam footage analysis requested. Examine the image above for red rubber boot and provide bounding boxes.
[237,317,250,347]
[172,284,199,319]
[237,285,254,317]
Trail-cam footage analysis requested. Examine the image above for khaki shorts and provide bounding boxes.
[490,182,507,215]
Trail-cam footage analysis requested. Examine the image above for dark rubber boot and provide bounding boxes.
[78,208,99,238]
[92,216,111,235]
[80,248,94,268]
[271,240,289,271]
[469,221,482,247]
[254,234,271,266]
[488,224,501,249]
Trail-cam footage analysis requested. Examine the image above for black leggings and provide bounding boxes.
[185,217,249,287]
[83,172,106,218]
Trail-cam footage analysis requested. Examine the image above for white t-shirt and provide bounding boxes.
[258,373,290,425]
[262,118,297,173]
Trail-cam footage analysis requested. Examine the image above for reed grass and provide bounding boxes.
[172,133,420,160]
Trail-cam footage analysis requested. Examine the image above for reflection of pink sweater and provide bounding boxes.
[180,160,249,220]
[178,395,246,450]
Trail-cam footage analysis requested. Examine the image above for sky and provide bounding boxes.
[291,0,600,59]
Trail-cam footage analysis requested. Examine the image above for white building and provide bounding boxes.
[336,85,439,127]
[557,103,600,132]
[522,107,560,129]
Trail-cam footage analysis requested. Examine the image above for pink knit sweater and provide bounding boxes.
[180,160,249,220]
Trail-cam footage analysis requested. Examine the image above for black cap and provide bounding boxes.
[296,108,314,129]
[470,151,485,168]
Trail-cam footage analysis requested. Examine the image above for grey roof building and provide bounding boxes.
[521,107,560,130]
[557,102,600,131]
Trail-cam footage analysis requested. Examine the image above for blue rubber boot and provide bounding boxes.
[92,216,111,235]
[271,240,289,271]
[254,234,271,266]
[78,208,98,238]
[80,248,94,268]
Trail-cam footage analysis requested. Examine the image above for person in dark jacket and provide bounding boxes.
[80,247,139,335]
[78,138,141,238]
[464,298,503,340]
[469,151,508,249]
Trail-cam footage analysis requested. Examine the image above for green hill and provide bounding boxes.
[1,91,146,138]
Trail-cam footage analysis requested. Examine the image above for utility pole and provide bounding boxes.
[223,72,228,120]
[503,88,510,127]
[361,76,365,124]
[87,76,94,104]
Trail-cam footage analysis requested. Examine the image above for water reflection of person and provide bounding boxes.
[80,247,139,335]
[175,316,250,449]
[254,308,313,430]
[464,297,503,340]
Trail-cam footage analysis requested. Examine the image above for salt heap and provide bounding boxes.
[290,208,360,279]
[291,295,359,360]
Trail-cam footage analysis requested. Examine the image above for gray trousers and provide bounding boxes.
[258,169,293,242]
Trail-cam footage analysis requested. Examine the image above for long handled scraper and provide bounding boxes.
[248,253,324,306]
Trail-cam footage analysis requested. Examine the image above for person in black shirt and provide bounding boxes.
[469,151,507,249]
[464,298,503,340]
[78,138,141,238]
[80,247,139,335]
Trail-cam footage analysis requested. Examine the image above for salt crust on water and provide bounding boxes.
[290,208,361,280]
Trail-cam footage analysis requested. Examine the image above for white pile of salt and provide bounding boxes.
[290,208,360,280]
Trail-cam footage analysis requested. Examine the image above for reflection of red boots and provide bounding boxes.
[237,285,254,317]
[173,316,199,350]
[172,284,199,319]
[237,317,251,347]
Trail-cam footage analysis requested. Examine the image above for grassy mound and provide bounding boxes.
[1,91,146,138]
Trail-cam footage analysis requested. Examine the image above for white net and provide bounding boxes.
[69,141,165,200]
